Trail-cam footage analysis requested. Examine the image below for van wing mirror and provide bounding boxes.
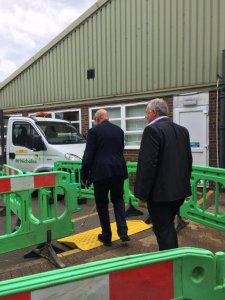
[32,135,46,151]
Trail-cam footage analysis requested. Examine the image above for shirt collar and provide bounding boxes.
[148,115,168,126]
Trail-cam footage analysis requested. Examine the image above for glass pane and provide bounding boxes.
[125,134,142,146]
[36,121,85,144]
[110,120,121,127]
[55,111,79,122]
[126,105,146,117]
[12,122,33,148]
[71,123,80,132]
[126,119,146,131]
[107,107,121,118]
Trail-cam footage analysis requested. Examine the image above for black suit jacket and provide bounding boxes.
[134,118,192,203]
[81,120,128,183]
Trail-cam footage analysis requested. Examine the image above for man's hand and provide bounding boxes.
[81,179,91,188]
[138,199,147,208]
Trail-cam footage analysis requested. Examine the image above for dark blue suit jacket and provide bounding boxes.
[81,120,128,183]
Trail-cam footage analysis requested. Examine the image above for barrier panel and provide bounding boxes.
[0,247,224,299]
[180,164,225,231]
[53,160,95,200]
[124,162,225,233]
[53,161,138,205]
[124,161,139,207]
[0,171,78,256]
[53,161,225,233]
[0,165,23,213]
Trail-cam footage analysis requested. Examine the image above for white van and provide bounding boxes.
[4,115,86,172]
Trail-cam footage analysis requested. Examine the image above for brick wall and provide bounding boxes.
[28,93,217,167]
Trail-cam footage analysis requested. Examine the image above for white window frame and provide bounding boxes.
[89,105,122,128]
[89,102,147,149]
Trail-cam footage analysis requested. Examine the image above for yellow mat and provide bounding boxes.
[58,220,152,251]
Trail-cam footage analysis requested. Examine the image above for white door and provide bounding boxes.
[173,106,209,166]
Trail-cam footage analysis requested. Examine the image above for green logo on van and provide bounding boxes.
[15,159,37,164]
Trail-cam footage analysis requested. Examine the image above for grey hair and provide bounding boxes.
[147,98,168,116]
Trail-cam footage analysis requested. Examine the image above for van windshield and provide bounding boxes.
[36,121,86,144]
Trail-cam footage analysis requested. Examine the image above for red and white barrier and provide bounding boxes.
[0,261,173,300]
[0,173,56,193]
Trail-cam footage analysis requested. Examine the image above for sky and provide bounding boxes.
[0,0,97,83]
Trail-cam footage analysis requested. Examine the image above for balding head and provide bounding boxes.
[94,109,109,125]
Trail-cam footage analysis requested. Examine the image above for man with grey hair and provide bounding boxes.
[134,98,192,250]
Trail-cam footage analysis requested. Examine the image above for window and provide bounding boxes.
[29,109,82,133]
[13,122,39,149]
[90,106,121,128]
[36,121,85,145]
[89,103,147,149]
[54,110,81,133]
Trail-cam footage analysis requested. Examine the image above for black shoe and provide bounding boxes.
[120,235,130,242]
[98,234,111,246]
[145,215,152,224]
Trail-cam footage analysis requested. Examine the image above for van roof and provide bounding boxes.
[34,117,69,123]
[8,116,69,124]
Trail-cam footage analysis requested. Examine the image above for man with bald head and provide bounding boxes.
[81,109,129,246]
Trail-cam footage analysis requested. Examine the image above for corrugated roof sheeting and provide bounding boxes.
[0,0,225,111]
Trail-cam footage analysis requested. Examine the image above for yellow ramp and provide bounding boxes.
[58,220,151,251]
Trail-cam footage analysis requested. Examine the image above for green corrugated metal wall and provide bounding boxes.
[0,0,225,112]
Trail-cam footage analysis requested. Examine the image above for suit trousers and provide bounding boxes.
[147,199,184,251]
[93,177,128,242]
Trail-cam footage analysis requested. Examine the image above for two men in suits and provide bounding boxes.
[134,98,192,250]
[81,109,129,246]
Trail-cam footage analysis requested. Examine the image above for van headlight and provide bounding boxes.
[65,153,81,160]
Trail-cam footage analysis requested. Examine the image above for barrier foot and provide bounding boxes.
[24,242,66,268]
[24,243,45,259]
[175,214,189,232]
[125,204,144,217]
[33,243,65,268]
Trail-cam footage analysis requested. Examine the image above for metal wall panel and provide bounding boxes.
[0,0,225,112]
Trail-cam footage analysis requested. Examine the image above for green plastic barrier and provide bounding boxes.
[2,164,23,176]
[54,160,138,204]
[0,165,23,211]
[0,171,78,254]
[53,160,225,232]
[124,162,225,233]
[0,248,225,299]
[53,160,95,200]
[124,161,139,206]
[180,164,225,231]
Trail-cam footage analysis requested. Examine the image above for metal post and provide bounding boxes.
[0,109,5,166]
[219,86,225,168]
